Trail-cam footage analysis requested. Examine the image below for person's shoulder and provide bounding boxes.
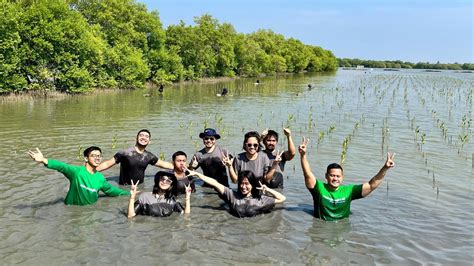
[143,149,156,157]
[196,148,206,155]
[117,147,135,155]
[138,192,154,202]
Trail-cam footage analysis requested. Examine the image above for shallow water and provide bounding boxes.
[0,69,473,264]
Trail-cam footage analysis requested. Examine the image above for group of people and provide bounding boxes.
[28,128,395,220]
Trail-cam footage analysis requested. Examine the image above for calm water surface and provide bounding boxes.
[0,70,473,264]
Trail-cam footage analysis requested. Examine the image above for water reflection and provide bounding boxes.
[0,70,472,264]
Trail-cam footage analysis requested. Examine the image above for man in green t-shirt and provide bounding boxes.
[28,146,130,206]
[298,137,395,221]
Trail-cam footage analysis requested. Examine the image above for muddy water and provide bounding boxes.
[0,70,472,264]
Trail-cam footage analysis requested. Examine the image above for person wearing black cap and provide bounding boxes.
[189,128,232,187]
[127,171,192,218]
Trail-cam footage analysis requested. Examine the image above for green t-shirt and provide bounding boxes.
[309,179,363,221]
[47,159,130,206]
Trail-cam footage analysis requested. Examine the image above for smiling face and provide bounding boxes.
[158,175,173,190]
[86,150,102,168]
[239,177,253,196]
[325,168,344,189]
[202,136,216,148]
[245,137,260,156]
[136,131,151,147]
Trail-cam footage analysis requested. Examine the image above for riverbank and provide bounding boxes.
[0,75,261,101]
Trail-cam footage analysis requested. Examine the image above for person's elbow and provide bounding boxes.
[276,195,286,204]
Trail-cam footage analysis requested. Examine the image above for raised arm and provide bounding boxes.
[28,148,48,165]
[362,152,395,197]
[127,180,140,218]
[187,170,226,194]
[257,182,286,204]
[223,154,237,183]
[97,157,116,172]
[282,128,296,161]
[184,184,191,214]
[155,159,174,170]
[299,137,316,189]
[263,150,283,183]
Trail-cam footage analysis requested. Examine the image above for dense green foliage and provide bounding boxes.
[0,0,337,93]
[338,58,474,71]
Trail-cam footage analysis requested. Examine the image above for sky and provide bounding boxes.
[138,0,473,64]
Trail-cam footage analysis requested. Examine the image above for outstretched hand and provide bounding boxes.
[222,152,234,167]
[283,128,291,137]
[384,152,395,169]
[130,180,140,198]
[190,155,199,168]
[261,128,269,139]
[273,150,284,164]
[28,148,45,164]
[298,137,309,155]
[256,181,268,194]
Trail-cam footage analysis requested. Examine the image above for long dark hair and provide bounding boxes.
[237,170,261,198]
[153,171,178,198]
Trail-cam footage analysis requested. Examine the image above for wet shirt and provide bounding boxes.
[221,187,275,218]
[114,147,159,185]
[46,159,130,206]
[262,150,288,188]
[191,145,230,187]
[176,175,196,196]
[309,179,363,221]
[233,152,271,182]
[134,192,184,217]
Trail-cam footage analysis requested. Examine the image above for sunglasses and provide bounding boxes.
[159,176,173,184]
[204,137,215,141]
[246,143,259,148]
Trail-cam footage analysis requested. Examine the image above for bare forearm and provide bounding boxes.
[228,166,238,183]
[265,187,286,203]
[286,137,296,160]
[184,197,190,214]
[97,158,115,172]
[127,197,136,218]
[300,154,316,189]
[156,160,174,170]
[264,165,277,183]
[368,167,388,190]
[194,172,225,194]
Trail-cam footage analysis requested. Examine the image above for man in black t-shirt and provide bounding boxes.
[97,129,173,185]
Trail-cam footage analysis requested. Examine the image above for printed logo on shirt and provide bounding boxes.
[322,195,346,205]
[80,184,98,193]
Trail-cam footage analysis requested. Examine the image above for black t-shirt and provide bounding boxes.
[134,192,184,217]
[191,145,230,187]
[221,187,275,218]
[114,147,158,185]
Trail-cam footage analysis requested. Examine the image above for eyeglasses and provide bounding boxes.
[204,137,215,141]
[246,143,259,148]
[89,154,102,159]
[138,133,150,139]
[160,176,173,184]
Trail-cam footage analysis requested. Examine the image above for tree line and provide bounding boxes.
[338,58,474,71]
[0,0,338,94]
